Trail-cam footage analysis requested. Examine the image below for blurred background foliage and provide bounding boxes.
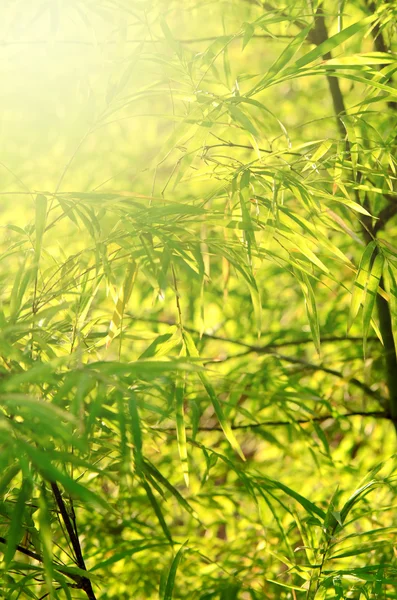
[0,0,396,598]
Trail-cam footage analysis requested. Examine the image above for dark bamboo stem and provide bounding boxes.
[310,5,397,428]
[51,483,97,600]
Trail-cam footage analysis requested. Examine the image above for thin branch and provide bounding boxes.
[262,3,310,37]
[128,316,377,350]
[309,3,397,427]
[268,352,384,402]
[209,349,384,402]
[261,1,397,428]
[373,201,397,234]
[152,411,390,432]
[365,1,397,110]
[0,34,295,47]
[0,536,42,563]
[0,536,82,588]
[376,276,397,423]
[311,7,347,137]
[51,483,97,600]
[204,142,302,157]
[129,315,382,399]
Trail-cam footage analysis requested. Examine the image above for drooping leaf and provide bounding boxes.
[106,260,137,348]
[348,241,377,332]
[163,542,187,600]
[183,330,245,461]
[362,252,384,357]
[34,194,48,265]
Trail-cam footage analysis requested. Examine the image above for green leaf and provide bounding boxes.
[3,477,32,566]
[139,328,181,360]
[348,241,377,332]
[260,476,326,520]
[34,194,47,264]
[383,262,397,349]
[106,259,137,348]
[37,484,54,595]
[294,269,321,355]
[266,25,311,81]
[183,331,245,461]
[175,375,189,486]
[163,542,187,600]
[20,442,108,510]
[340,480,380,523]
[0,464,20,498]
[227,104,258,136]
[160,18,182,59]
[242,22,255,50]
[129,394,143,473]
[92,543,168,572]
[142,480,173,544]
[294,15,375,69]
[362,252,384,357]
[302,140,333,172]
[143,460,199,520]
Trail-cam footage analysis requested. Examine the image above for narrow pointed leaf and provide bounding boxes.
[348,241,376,332]
[35,194,47,264]
[106,260,137,348]
[163,542,187,600]
[183,331,245,461]
[362,253,384,357]
[294,15,375,69]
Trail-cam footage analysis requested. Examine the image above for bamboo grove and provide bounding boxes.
[0,0,396,598]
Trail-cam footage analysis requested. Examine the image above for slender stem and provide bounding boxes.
[311,6,397,429]
[127,316,378,350]
[269,352,385,402]
[311,7,347,137]
[365,1,397,110]
[51,483,97,600]
[376,280,397,421]
[0,34,296,47]
[0,536,42,562]
[0,536,82,588]
[152,411,390,432]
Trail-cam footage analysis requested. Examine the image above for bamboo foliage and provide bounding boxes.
[0,0,396,598]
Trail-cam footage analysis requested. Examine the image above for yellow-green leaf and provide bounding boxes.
[35,194,47,264]
[106,260,137,348]
[175,375,189,486]
[363,253,384,357]
[183,331,245,461]
[348,241,376,332]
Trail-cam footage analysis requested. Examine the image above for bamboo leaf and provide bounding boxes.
[260,476,326,520]
[19,442,108,510]
[362,253,384,357]
[183,331,245,461]
[3,477,32,566]
[348,241,377,332]
[38,484,54,595]
[144,460,199,521]
[294,269,321,355]
[35,194,47,264]
[142,480,173,544]
[340,480,380,523]
[383,262,397,349]
[266,25,311,80]
[163,542,187,600]
[106,260,137,348]
[129,394,143,473]
[302,140,333,173]
[175,375,189,486]
[0,464,20,498]
[294,15,375,69]
[228,104,258,136]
